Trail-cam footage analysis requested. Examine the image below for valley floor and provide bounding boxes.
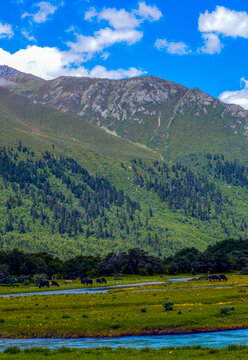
[0,275,248,338]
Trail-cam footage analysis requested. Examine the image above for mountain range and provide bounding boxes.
[1,64,248,259]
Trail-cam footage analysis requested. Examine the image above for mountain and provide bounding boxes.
[1,67,248,259]
[4,71,248,164]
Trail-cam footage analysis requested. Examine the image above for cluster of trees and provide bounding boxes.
[205,153,248,188]
[166,238,248,274]
[0,248,163,282]
[1,239,248,283]
[129,159,228,220]
[0,145,153,244]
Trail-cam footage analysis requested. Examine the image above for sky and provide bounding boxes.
[1,0,248,108]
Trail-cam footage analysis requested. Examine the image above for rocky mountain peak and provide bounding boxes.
[0,65,44,83]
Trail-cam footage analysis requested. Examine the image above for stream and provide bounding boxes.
[0,329,247,350]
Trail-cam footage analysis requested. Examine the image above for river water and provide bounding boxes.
[0,278,191,298]
[0,329,248,350]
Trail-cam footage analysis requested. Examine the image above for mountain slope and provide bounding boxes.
[5,70,248,164]
[1,68,248,258]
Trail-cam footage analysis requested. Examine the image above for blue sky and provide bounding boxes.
[1,1,248,108]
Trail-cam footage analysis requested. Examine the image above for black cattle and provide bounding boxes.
[81,279,93,286]
[208,275,220,281]
[51,280,59,287]
[96,279,102,284]
[39,280,50,288]
[219,274,227,281]
[101,277,107,283]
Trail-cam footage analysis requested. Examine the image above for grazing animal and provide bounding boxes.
[51,280,59,287]
[101,277,107,283]
[39,280,50,288]
[81,278,93,286]
[64,280,72,284]
[96,278,102,284]
[208,275,220,281]
[218,274,227,281]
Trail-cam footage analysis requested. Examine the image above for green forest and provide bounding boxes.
[1,143,248,259]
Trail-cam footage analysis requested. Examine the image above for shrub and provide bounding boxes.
[33,274,48,285]
[56,347,72,353]
[219,306,235,315]
[0,319,5,323]
[61,315,71,319]
[163,302,174,311]
[140,307,147,313]
[4,347,20,354]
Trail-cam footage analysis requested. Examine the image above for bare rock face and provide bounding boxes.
[0,65,44,83]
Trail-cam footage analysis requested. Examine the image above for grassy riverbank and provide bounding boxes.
[1,346,248,359]
[0,275,170,296]
[0,276,248,338]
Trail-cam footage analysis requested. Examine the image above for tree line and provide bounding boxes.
[0,239,247,283]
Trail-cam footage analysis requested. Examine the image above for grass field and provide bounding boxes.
[0,275,248,338]
[1,346,248,359]
[0,275,168,296]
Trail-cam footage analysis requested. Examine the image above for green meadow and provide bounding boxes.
[1,346,248,360]
[0,275,248,338]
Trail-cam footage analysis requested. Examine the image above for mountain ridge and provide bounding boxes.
[1,67,247,164]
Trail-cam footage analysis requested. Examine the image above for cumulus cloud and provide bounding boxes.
[155,38,191,55]
[199,33,223,54]
[96,8,141,30]
[0,45,146,80]
[219,78,248,110]
[84,2,162,30]
[67,27,143,57]
[198,6,248,38]
[22,1,57,23]
[21,30,36,41]
[135,1,162,21]
[198,6,248,54]
[0,22,14,39]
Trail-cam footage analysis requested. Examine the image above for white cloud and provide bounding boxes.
[97,8,141,30]
[219,78,248,110]
[87,65,146,79]
[0,22,14,39]
[84,2,162,30]
[135,1,162,21]
[21,30,36,41]
[67,27,143,57]
[199,33,223,54]
[22,1,57,24]
[0,45,146,80]
[155,38,191,55]
[84,7,97,21]
[198,6,248,38]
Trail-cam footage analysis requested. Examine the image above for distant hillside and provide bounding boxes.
[0,68,248,258]
[3,69,248,164]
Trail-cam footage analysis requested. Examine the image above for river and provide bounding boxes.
[0,278,192,298]
[0,329,248,350]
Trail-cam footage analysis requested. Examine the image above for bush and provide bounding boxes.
[138,267,146,276]
[219,306,235,315]
[140,307,147,313]
[33,274,48,285]
[61,315,71,319]
[0,319,5,323]
[4,347,20,354]
[163,302,174,311]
